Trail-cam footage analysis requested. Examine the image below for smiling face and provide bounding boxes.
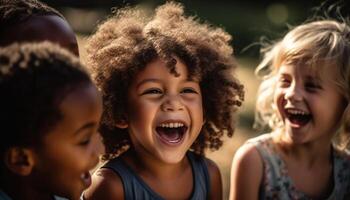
[30,83,102,200]
[0,15,79,56]
[124,57,204,164]
[274,63,347,145]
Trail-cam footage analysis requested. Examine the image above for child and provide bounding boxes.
[0,0,79,55]
[0,42,102,200]
[230,19,350,199]
[82,2,244,200]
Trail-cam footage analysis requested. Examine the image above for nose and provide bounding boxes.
[161,95,184,112]
[285,83,303,102]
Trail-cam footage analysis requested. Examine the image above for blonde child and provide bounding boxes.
[0,42,102,200]
[82,2,244,199]
[230,18,350,199]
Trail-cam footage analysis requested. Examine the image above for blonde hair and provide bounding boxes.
[255,20,350,148]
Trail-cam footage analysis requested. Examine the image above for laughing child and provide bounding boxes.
[83,2,244,199]
[0,42,102,200]
[230,17,350,200]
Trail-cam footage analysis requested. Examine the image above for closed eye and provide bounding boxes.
[305,82,322,92]
[278,77,291,87]
[79,138,91,146]
[181,87,198,94]
[77,130,94,146]
[141,88,163,95]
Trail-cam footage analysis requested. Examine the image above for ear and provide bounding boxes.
[116,119,128,129]
[4,147,35,176]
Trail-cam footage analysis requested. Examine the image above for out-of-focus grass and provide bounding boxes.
[78,35,261,200]
[207,59,261,199]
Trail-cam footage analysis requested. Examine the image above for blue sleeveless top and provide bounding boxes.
[248,134,350,200]
[102,151,210,200]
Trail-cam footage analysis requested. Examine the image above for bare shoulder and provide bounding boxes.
[229,142,263,200]
[232,142,263,167]
[83,167,124,200]
[204,157,222,200]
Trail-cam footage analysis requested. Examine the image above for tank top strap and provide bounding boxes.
[186,151,210,199]
[102,158,163,200]
[246,134,294,199]
[332,149,350,199]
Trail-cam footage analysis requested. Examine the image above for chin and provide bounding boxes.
[159,151,187,164]
[66,193,81,200]
[61,188,82,200]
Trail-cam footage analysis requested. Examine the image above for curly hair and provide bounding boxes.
[0,42,91,169]
[0,0,63,28]
[86,2,244,160]
[255,19,350,149]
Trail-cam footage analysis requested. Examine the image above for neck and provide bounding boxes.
[273,130,333,167]
[122,148,188,180]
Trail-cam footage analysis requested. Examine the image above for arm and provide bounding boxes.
[83,168,124,200]
[205,158,223,200]
[229,143,263,200]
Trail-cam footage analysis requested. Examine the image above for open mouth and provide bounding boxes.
[80,172,92,188]
[156,122,188,144]
[285,108,312,127]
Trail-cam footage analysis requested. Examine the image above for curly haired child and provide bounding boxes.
[0,0,79,55]
[0,42,102,200]
[230,17,350,200]
[82,2,244,200]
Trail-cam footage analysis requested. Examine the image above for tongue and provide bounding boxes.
[157,128,181,142]
[289,114,311,126]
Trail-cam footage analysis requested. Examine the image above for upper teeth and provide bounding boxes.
[287,109,308,115]
[159,122,184,128]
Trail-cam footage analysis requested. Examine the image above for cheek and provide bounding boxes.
[273,89,285,114]
[329,97,347,120]
[187,98,204,122]
[128,100,157,126]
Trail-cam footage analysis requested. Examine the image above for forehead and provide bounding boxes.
[0,15,78,56]
[136,57,189,80]
[278,62,339,81]
[59,83,102,118]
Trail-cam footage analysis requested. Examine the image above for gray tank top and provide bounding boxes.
[102,151,210,200]
[248,134,350,200]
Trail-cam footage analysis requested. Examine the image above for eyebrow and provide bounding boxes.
[136,78,197,89]
[305,75,321,82]
[74,122,96,135]
[136,78,162,89]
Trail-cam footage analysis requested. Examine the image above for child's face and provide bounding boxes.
[0,15,79,56]
[30,83,102,200]
[125,57,204,164]
[274,63,347,145]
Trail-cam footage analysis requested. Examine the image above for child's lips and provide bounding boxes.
[81,172,92,188]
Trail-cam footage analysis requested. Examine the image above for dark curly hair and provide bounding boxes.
[86,2,244,160]
[0,0,63,28]
[0,42,91,172]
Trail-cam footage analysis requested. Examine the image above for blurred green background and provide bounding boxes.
[41,0,349,199]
